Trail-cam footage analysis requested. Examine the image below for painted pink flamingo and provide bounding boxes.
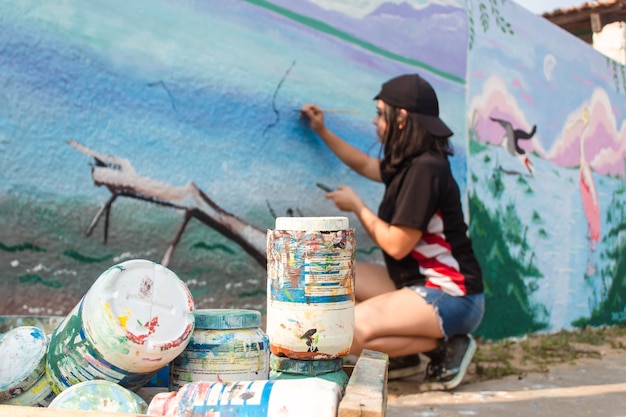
[579,108,601,252]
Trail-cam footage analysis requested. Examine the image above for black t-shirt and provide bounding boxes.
[378,152,483,295]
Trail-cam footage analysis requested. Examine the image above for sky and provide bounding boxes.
[514,0,587,14]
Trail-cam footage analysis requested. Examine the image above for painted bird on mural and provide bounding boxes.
[490,117,537,176]
[562,107,600,276]
[578,108,600,252]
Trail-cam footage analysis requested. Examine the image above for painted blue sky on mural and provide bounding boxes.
[0,0,468,220]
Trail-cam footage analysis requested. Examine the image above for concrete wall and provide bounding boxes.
[0,0,624,340]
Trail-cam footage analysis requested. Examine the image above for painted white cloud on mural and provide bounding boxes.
[308,0,463,18]
[468,75,546,157]
[548,88,626,178]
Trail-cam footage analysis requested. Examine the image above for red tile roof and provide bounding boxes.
[542,0,626,17]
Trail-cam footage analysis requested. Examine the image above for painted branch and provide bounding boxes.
[69,140,267,267]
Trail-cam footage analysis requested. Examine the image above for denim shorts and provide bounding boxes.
[410,286,484,340]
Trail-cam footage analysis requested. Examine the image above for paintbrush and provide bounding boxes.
[294,109,361,114]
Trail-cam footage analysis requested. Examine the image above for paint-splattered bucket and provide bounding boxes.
[266,217,355,359]
[269,354,349,393]
[0,376,56,407]
[48,380,148,413]
[169,309,269,390]
[0,326,49,403]
[46,259,195,393]
[148,378,342,417]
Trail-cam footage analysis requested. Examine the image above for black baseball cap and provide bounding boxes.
[373,74,453,138]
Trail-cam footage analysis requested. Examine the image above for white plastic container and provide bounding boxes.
[0,326,48,402]
[266,217,355,359]
[48,380,147,413]
[148,378,342,417]
[169,309,269,390]
[46,259,195,393]
[0,375,56,407]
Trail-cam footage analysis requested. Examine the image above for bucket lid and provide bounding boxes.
[274,217,349,231]
[270,354,344,375]
[0,326,48,401]
[48,380,147,413]
[0,375,55,407]
[194,309,261,329]
[82,259,195,364]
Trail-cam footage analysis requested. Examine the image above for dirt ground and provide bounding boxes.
[388,325,626,397]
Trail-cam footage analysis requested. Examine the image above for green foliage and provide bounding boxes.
[469,0,514,50]
[479,3,489,32]
[488,0,513,35]
[469,192,548,340]
[487,166,505,199]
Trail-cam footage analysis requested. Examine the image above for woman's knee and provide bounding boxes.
[355,262,395,301]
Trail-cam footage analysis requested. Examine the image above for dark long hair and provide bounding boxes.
[379,103,453,178]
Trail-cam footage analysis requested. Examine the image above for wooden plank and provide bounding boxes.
[0,405,144,417]
[337,349,389,417]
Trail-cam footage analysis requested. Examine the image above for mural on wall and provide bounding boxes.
[2,0,624,341]
[0,0,469,317]
[467,0,626,339]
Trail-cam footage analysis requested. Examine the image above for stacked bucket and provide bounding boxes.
[0,216,356,416]
[147,216,354,417]
[265,216,355,390]
[0,259,196,412]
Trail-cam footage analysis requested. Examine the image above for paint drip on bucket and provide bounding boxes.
[266,217,355,359]
[46,259,195,393]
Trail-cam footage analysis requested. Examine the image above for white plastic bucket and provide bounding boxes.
[48,380,147,413]
[0,326,48,402]
[266,217,355,359]
[46,259,195,393]
[170,309,269,390]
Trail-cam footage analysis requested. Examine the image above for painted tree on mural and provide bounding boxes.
[469,192,548,340]
[468,137,548,340]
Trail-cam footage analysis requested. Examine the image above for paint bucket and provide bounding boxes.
[143,364,170,388]
[46,259,195,393]
[269,354,349,393]
[169,309,270,391]
[48,380,148,413]
[0,375,56,407]
[148,378,342,417]
[266,217,355,359]
[0,326,48,402]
